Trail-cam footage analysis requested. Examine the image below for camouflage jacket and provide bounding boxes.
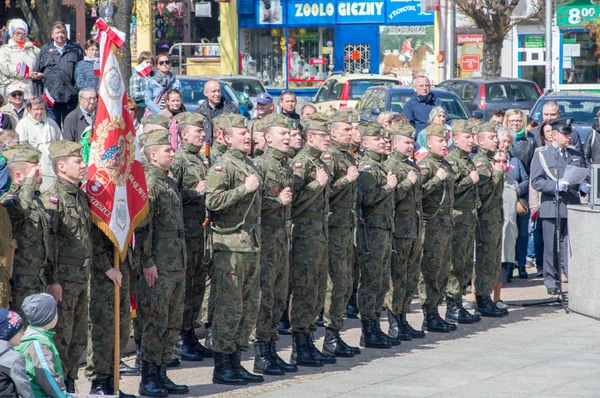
[473,148,504,221]
[41,177,92,284]
[253,146,292,230]
[291,145,330,240]
[384,151,422,239]
[0,204,10,307]
[172,142,208,238]
[206,149,263,252]
[358,150,394,231]
[134,165,186,271]
[207,140,228,164]
[322,140,357,229]
[418,151,455,224]
[286,148,298,159]
[91,224,131,277]
[446,147,480,212]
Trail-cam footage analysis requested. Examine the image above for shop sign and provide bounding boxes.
[287,0,337,24]
[287,0,385,24]
[557,0,600,27]
[386,0,434,24]
[455,30,484,78]
[337,1,385,24]
[457,34,483,45]
[310,58,327,65]
[525,35,545,48]
[322,46,333,54]
[461,54,480,72]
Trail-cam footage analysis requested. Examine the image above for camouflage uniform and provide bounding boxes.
[1,144,49,318]
[0,204,10,309]
[205,115,262,355]
[41,140,92,381]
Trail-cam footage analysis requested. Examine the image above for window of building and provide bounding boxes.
[561,31,600,85]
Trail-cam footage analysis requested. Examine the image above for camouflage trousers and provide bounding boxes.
[289,237,328,334]
[85,265,131,381]
[182,237,209,332]
[446,210,476,300]
[474,217,503,296]
[352,244,360,292]
[138,270,185,365]
[55,281,88,380]
[253,227,289,342]
[200,261,215,327]
[357,227,392,322]
[324,226,354,331]
[386,236,422,315]
[418,221,453,308]
[10,273,45,323]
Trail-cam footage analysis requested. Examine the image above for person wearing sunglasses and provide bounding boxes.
[0,19,40,100]
[145,53,181,115]
[0,83,28,128]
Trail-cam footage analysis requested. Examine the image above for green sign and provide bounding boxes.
[557,0,600,27]
[525,35,545,48]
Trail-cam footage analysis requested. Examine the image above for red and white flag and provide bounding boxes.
[134,61,152,78]
[16,62,29,78]
[84,18,148,260]
[93,59,101,76]
[43,88,55,107]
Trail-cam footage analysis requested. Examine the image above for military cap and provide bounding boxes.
[451,120,475,135]
[550,118,574,134]
[173,112,205,127]
[302,117,329,133]
[261,113,289,129]
[138,129,171,148]
[141,114,170,129]
[212,114,227,129]
[309,112,328,120]
[217,114,248,129]
[329,112,355,125]
[1,143,41,164]
[474,121,498,134]
[49,140,83,159]
[248,119,266,133]
[388,123,415,138]
[286,117,301,131]
[426,123,446,138]
[359,122,385,137]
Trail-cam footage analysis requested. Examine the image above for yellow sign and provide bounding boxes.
[322,47,333,54]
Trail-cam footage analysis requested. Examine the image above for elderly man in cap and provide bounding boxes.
[417,123,456,333]
[170,112,213,362]
[205,114,264,385]
[472,122,508,317]
[40,140,91,393]
[0,83,28,128]
[135,129,189,397]
[255,92,274,119]
[530,118,589,295]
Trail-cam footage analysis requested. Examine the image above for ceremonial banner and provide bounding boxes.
[85,18,149,260]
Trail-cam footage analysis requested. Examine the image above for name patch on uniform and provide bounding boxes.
[475,162,483,169]
[294,163,303,169]
[323,154,332,160]
[364,165,371,170]
[49,197,59,203]
[214,166,223,171]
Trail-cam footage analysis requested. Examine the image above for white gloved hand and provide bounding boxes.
[558,180,569,192]
[580,182,592,194]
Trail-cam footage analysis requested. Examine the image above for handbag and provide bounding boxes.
[516,198,529,216]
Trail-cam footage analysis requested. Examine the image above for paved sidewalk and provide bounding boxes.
[76,271,599,397]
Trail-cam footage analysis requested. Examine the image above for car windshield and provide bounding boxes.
[226,80,265,98]
[389,92,470,120]
[350,80,398,100]
[531,99,600,124]
[179,80,238,104]
[486,83,540,103]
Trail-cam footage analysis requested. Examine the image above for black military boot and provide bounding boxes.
[64,378,75,394]
[166,357,181,368]
[190,329,213,357]
[212,352,247,385]
[323,328,354,357]
[400,313,425,338]
[157,364,189,394]
[106,375,137,398]
[388,310,412,341]
[307,332,336,363]
[119,360,139,376]
[178,329,203,361]
[290,332,323,367]
[433,306,457,331]
[139,361,168,397]
[337,332,361,355]
[278,308,292,335]
[422,306,450,333]
[253,342,285,375]
[375,317,398,346]
[134,339,142,372]
[268,339,298,372]
[360,319,391,349]
[90,379,108,394]
[230,349,264,383]
[445,297,478,324]
[476,295,506,317]
[345,292,359,319]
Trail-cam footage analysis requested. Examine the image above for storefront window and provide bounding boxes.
[561,31,600,84]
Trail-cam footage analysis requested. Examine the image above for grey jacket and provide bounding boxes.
[0,340,34,398]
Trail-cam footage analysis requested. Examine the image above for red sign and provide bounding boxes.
[457,34,484,45]
[461,54,480,72]
[310,58,327,65]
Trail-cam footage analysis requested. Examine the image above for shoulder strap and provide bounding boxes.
[0,347,12,358]
[538,150,557,182]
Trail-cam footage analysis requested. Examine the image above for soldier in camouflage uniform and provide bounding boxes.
[356,122,397,349]
[41,140,92,393]
[472,122,507,317]
[0,203,11,309]
[321,112,360,358]
[384,123,426,341]
[289,116,333,367]
[141,114,171,135]
[443,120,482,324]
[417,124,456,333]
[251,113,297,376]
[346,113,362,319]
[205,114,264,386]
[207,114,229,163]
[170,112,214,362]
[248,119,267,157]
[1,144,53,318]
[135,130,189,397]
[86,225,135,398]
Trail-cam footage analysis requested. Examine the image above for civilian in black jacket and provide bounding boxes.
[279,91,300,120]
[62,88,97,143]
[195,80,238,143]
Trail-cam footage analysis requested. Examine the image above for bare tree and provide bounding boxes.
[17,0,62,46]
[113,0,134,94]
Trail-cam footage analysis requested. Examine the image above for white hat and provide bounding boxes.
[6,82,24,95]
[8,19,29,37]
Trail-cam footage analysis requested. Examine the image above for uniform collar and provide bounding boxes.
[305,144,322,158]
[454,147,471,158]
[428,152,444,162]
[149,164,168,180]
[484,149,496,160]
[391,151,409,162]
[213,140,228,154]
[365,150,383,162]
[230,148,248,159]
[181,141,201,154]
[266,146,286,160]
[57,176,80,194]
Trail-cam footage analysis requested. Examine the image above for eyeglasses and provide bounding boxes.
[127,107,136,111]
[508,119,523,123]
[82,97,97,101]
[10,92,23,97]
[158,60,170,65]
[13,31,26,37]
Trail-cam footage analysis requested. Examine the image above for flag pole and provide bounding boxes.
[113,245,120,394]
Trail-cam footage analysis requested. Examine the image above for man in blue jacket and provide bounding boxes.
[403,76,442,133]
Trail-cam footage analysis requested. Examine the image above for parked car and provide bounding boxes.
[356,84,473,122]
[438,77,542,120]
[530,91,600,143]
[177,76,248,117]
[312,73,401,112]
[208,75,267,107]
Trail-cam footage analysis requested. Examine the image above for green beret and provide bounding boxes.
[173,112,205,128]
[138,130,171,148]
[1,143,41,164]
[388,123,415,138]
[141,114,170,129]
[248,119,266,133]
[426,123,446,138]
[329,112,355,124]
[359,122,384,137]
[49,140,83,159]
[302,117,329,133]
[451,120,474,136]
[474,122,498,134]
[261,113,289,129]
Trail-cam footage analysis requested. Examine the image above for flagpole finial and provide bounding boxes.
[99,0,115,23]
